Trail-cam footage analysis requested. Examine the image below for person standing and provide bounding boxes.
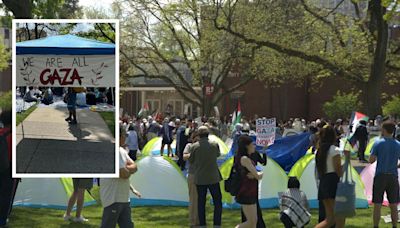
[64,178,93,223]
[183,131,200,227]
[354,120,369,162]
[315,125,345,228]
[100,126,138,228]
[125,125,139,161]
[159,118,174,157]
[369,121,400,228]
[65,88,78,125]
[234,135,264,228]
[188,126,222,228]
[0,110,19,228]
[177,119,190,170]
[240,149,267,228]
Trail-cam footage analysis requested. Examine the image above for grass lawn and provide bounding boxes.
[16,105,37,126]
[8,199,394,227]
[99,111,115,137]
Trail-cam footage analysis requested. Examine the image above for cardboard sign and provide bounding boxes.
[16,55,115,87]
[256,118,276,147]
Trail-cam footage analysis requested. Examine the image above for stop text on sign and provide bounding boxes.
[256,117,276,147]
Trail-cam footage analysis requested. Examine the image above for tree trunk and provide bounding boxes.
[364,0,388,117]
[2,0,33,19]
[304,76,311,121]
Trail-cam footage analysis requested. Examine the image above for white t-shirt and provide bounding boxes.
[100,147,132,208]
[326,145,341,173]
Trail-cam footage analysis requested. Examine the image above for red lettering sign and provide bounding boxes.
[39,68,83,86]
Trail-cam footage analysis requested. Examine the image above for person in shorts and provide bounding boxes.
[235,135,263,228]
[369,121,400,228]
[63,178,93,223]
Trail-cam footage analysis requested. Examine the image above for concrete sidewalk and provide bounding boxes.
[16,107,115,174]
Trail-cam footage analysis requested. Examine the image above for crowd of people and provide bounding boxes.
[1,104,400,227]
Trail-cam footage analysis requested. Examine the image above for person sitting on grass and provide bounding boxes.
[369,121,400,228]
[100,126,138,228]
[23,86,39,103]
[279,177,310,228]
[63,178,93,223]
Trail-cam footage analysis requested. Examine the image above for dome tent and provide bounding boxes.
[141,137,177,156]
[142,135,229,157]
[13,178,96,210]
[288,154,368,209]
[220,156,288,209]
[360,161,400,206]
[129,156,189,206]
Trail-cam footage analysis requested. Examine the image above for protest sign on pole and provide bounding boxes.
[256,118,276,147]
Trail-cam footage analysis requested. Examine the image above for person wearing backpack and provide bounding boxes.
[239,150,267,228]
[0,110,17,227]
[234,135,263,228]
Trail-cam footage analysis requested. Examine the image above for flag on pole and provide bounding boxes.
[234,101,242,126]
[347,111,369,147]
[138,103,149,118]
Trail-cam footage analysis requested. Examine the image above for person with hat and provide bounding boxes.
[188,126,222,227]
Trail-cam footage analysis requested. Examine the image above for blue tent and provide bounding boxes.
[227,132,311,172]
[16,34,115,55]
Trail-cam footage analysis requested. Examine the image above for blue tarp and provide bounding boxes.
[227,132,311,172]
[16,34,115,55]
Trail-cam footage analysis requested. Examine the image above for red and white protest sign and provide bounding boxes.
[16,55,115,87]
[256,118,276,147]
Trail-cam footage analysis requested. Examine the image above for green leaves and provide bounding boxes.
[323,91,363,120]
[383,95,400,116]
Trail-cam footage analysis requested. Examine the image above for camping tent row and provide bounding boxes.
[142,135,229,157]
[13,155,368,209]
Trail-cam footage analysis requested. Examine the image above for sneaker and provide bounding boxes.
[63,214,72,221]
[70,120,77,125]
[73,216,88,223]
[65,117,71,122]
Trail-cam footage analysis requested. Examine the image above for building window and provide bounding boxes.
[166,99,184,116]
[146,99,161,113]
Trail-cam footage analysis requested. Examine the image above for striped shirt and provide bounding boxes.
[280,188,311,228]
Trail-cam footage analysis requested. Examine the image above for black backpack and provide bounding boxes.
[0,129,10,173]
[224,162,241,196]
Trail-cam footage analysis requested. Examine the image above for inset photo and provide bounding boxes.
[12,19,119,177]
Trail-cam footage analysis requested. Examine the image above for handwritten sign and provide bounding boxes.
[256,118,276,147]
[16,55,115,87]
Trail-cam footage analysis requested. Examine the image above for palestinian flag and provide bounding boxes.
[230,110,236,132]
[234,101,242,126]
[347,111,369,147]
[138,103,149,118]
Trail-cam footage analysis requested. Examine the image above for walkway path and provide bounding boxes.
[16,107,115,174]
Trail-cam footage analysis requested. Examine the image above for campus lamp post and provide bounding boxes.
[200,66,209,116]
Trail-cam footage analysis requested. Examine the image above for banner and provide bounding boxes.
[256,118,276,147]
[16,55,115,87]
